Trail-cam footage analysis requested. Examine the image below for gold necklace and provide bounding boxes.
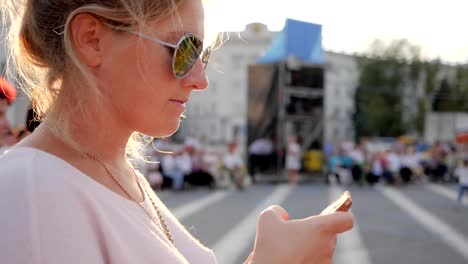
[79,149,176,247]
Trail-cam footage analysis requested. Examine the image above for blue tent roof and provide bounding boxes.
[257,19,324,65]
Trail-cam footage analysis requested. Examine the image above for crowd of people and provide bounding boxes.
[323,139,468,188]
[3,75,467,203]
[142,137,247,191]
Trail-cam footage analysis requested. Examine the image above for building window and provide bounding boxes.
[232,80,241,90]
[211,103,216,113]
[210,123,217,136]
[333,127,340,139]
[191,105,199,116]
[209,81,216,94]
[231,54,242,69]
[334,87,340,97]
[332,108,340,119]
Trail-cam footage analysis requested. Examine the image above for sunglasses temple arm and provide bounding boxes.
[129,31,178,49]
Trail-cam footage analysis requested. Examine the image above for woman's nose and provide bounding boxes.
[183,59,209,91]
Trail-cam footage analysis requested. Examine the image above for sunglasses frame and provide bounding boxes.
[129,31,211,79]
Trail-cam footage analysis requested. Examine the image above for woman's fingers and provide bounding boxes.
[303,211,354,234]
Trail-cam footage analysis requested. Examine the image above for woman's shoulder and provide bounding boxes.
[0,146,69,180]
[0,147,108,262]
[0,147,83,200]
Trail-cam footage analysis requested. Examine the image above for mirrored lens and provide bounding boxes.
[173,36,203,78]
[201,46,212,69]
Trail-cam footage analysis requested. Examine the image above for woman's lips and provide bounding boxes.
[169,99,187,110]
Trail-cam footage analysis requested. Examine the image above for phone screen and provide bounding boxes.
[320,191,352,215]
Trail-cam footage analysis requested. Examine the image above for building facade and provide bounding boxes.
[324,52,359,142]
[177,23,359,145]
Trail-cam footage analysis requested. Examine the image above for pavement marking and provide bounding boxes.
[212,184,292,264]
[426,184,468,205]
[329,186,372,264]
[172,191,231,221]
[378,186,468,261]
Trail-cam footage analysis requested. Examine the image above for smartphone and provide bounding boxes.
[320,191,352,215]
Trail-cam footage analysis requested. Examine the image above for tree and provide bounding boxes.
[353,39,422,139]
[432,65,468,112]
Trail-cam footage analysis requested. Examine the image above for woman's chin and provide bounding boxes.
[144,122,180,138]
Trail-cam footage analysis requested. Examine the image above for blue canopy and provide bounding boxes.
[257,19,324,65]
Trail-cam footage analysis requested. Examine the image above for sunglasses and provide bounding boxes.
[130,31,211,78]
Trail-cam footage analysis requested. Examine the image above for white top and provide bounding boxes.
[248,139,273,155]
[386,152,401,172]
[0,147,217,264]
[455,166,468,186]
[161,154,178,174]
[400,154,420,169]
[372,159,383,176]
[349,149,364,164]
[175,153,192,175]
[223,152,243,170]
[286,143,301,170]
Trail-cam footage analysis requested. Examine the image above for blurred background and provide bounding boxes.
[2,0,468,263]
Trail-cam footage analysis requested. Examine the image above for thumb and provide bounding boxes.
[304,211,354,234]
[258,205,289,225]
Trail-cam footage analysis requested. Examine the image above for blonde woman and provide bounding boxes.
[0,0,353,263]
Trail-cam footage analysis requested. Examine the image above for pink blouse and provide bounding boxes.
[0,147,217,264]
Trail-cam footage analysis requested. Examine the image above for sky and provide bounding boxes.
[205,0,468,63]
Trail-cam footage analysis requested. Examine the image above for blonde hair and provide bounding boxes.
[1,0,189,160]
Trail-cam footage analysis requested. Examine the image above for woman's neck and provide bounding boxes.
[18,116,145,203]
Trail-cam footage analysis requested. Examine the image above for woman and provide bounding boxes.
[0,0,353,263]
[286,135,301,185]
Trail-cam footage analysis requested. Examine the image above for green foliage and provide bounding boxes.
[354,39,421,139]
[354,39,468,140]
[432,65,468,112]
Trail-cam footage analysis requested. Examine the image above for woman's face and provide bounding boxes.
[98,0,208,138]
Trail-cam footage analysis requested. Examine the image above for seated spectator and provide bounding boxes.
[222,142,245,190]
[161,152,184,191]
[366,153,382,185]
[184,145,215,189]
[327,148,342,185]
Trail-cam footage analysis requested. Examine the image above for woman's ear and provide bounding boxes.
[69,13,110,67]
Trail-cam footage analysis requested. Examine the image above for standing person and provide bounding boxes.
[286,135,302,185]
[0,0,353,263]
[248,136,273,183]
[454,158,468,206]
[0,77,16,155]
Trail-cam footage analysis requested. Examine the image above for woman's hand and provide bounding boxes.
[247,205,354,264]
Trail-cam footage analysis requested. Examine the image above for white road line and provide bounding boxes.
[426,184,468,205]
[172,191,231,221]
[212,185,292,264]
[378,186,468,261]
[329,186,371,264]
